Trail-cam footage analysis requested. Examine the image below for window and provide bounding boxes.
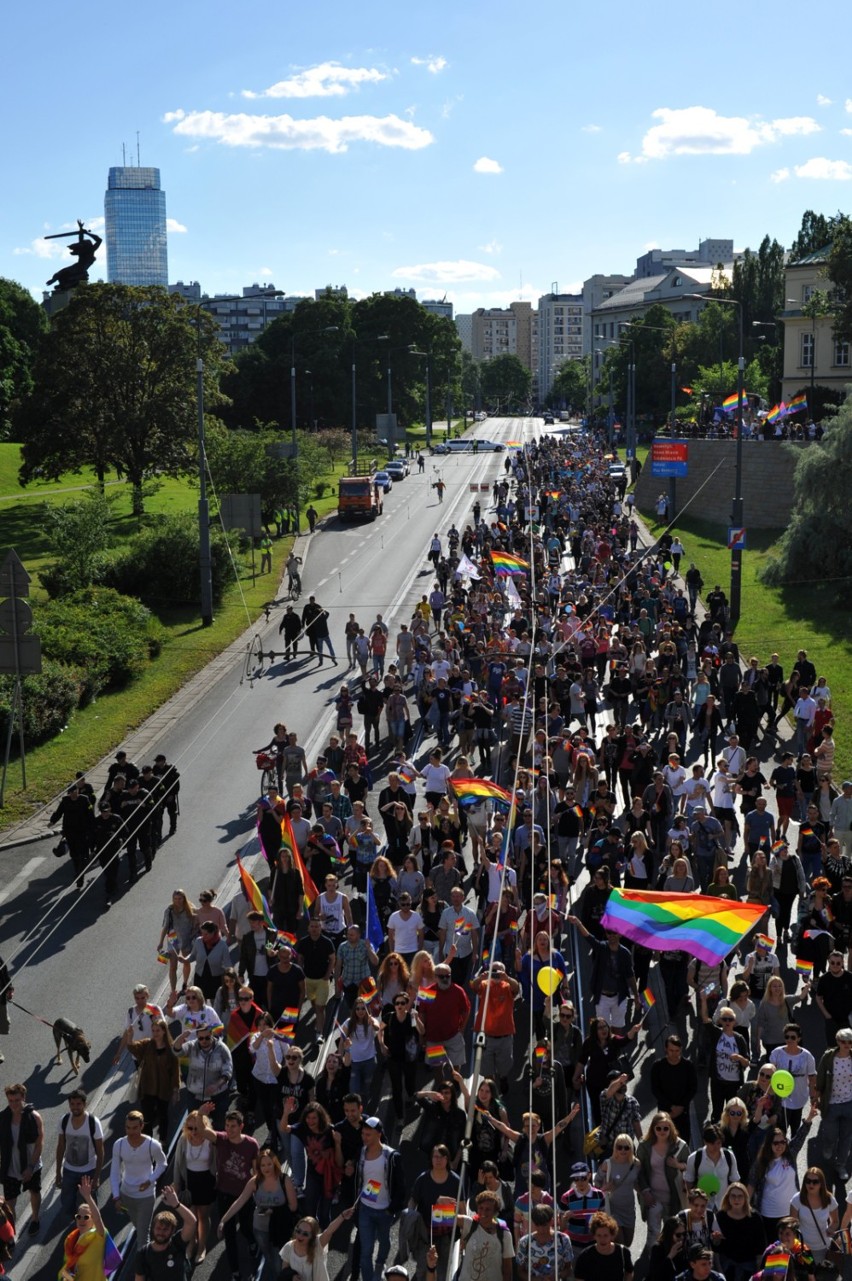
[803,284,816,304]
[834,340,850,367]
[801,332,814,368]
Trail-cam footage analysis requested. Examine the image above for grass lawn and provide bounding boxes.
[0,448,349,829]
[644,512,852,780]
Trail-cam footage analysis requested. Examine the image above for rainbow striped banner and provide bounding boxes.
[796,957,814,975]
[721,391,746,413]
[601,889,764,968]
[787,392,808,414]
[236,854,276,930]
[417,986,437,1003]
[426,1044,447,1062]
[641,987,656,1010]
[490,550,530,576]
[767,402,787,424]
[451,777,515,810]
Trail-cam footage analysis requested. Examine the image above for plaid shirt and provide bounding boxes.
[337,940,372,986]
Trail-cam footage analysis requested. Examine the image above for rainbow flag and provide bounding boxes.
[362,1179,382,1202]
[209,1020,225,1038]
[455,916,472,933]
[156,951,170,965]
[796,957,814,975]
[426,1044,447,1062]
[763,1252,790,1278]
[799,825,815,838]
[432,1199,456,1226]
[103,1232,124,1278]
[274,1023,296,1042]
[771,840,787,854]
[601,889,765,968]
[833,1229,852,1256]
[572,805,584,819]
[490,550,530,576]
[641,987,656,1010]
[417,986,437,1003]
[397,763,417,783]
[451,777,515,808]
[281,1006,301,1023]
[767,402,787,424]
[506,440,522,447]
[277,930,298,947]
[236,854,276,930]
[359,977,378,1000]
[144,1003,162,1018]
[755,934,774,951]
[509,920,519,933]
[721,392,745,413]
[534,1045,547,1060]
[787,392,808,414]
[280,811,320,909]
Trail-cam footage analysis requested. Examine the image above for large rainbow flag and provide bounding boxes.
[787,391,808,414]
[236,854,276,930]
[601,889,764,967]
[490,550,530,576]
[451,777,515,807]
[279,810,319,909]
[766,402,787,424]
[720,391,746,414]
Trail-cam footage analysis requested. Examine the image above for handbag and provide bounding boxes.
[583,1127,603,1158]
[53,838,70,859]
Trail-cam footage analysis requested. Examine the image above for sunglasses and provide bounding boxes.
[75,1213,91,1221]
[394,1000,409,1007]
[720,1017,735,1023]
[727,1109,743,1117]
[559,1012,574,1019]
[295,1228,312,1238]
[772,1139,787,1146]
[805,1177,820,1184]
[614,1144,631,1151]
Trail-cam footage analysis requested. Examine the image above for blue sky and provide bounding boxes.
[4,0,852,313]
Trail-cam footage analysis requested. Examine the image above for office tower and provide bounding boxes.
[105,166,168,286]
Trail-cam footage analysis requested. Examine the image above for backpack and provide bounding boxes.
[61,1113,97,1141]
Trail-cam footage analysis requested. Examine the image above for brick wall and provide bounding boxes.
[634,439,806,529]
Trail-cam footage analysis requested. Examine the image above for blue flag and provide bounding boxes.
[365,872,384,950]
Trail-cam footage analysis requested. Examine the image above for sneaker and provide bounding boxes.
[27,1221,40,1237]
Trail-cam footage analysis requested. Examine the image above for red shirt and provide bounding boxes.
[421,984,470,1041]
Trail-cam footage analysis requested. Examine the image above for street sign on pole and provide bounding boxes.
[0,547,40,804]
[0,549,30,597]
[727,527,747,550]
[651,439,689,478]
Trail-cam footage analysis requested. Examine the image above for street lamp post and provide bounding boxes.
[290,335,299,531]
[349,333,389,471]
[191,289,282,627]
[688,292,744,627]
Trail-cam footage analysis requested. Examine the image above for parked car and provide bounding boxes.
[608,463,626,480]
[434,439,472,454]
[386,460,408,480]
[477,439,506,452]
[543,414,554,425]
[374,470,393,492]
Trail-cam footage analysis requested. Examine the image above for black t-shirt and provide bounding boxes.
[574,1243,633,1281]
[279,1069,315,1121]
[295,934,336,980]
[334,1117,364,1165]
[135,1236,190,1281]
[267,964,305,1018]
[816,971,852,1023]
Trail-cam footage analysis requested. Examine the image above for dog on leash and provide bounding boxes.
[52,1017,91,1075]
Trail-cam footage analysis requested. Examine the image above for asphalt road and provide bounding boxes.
[0,417,523,1281]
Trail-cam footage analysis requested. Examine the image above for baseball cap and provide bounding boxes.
[362,1116,383,1131]
[570,1162,590,1178]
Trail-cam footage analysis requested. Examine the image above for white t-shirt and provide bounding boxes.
[387,910,424,954]
[61,1112,104,1172]
[422,763,451,794]
[768,1045,816,1110]
[438,905,478,958]
[360,1151,391,1210]
[790,1193,838,1250]
[280,1241,331,1281]
[664,765,688,797]
[457,1215,515,1281]
[682,776,712,810]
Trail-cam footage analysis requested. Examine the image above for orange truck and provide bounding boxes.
[337,462,383,521]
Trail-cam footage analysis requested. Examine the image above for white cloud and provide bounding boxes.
[793,157,852,180]
[841,129,852,137]
[817,94,833,107]
[846,99,852,113]
[166,218,188,233]
[643,241,660,250]
[13,237,67,260]
[770,167,790,183]
[581,124,602,133]
[411,55,447,74]
[258,266,274,277]
[617,151,633,164]
[478,239,503,255]
[163,109,434,153]
[633,105,820,160]
[242,62,387,100]
[473,156,503,174]
[391,260,501,285]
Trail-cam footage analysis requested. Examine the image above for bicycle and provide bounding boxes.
[254,752,278,792]
[288,573,302,602]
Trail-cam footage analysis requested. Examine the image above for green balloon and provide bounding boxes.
[697,1173,720,1196]
[771,1069,795,1098]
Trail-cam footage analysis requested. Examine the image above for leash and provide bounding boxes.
[9,999,55,1030]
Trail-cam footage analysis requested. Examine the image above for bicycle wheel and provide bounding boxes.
[262,766,277,792]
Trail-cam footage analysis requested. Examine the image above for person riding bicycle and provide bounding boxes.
[286,552,303,596]
[253,723,288,793]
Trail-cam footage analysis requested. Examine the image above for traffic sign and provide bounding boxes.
[469,484,479,492]
[651,440,689,478]
[0,549,31,597]
[728,527,747,550]
[0,635,41,675]
[479,482,490,492]
[0,598,33,635]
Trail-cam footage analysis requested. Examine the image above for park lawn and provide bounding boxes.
[0,458,350,829]
[645,513,852,781]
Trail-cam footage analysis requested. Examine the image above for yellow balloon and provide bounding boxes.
[537,965,562,996]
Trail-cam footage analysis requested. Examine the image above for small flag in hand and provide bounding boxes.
[641,987,656,1010]
[795,957,814,976]
[426,1044,447,1062]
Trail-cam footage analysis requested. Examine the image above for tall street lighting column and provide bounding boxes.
[409,348,432,447]
[350,332,389,471]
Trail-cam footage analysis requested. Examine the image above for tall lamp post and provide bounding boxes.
[688,292,744,628]
[409,347,432,446]
[349,333,389,471]
[191,289,282,627]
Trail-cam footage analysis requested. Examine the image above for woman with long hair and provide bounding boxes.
[126,1017,180,1145]
[377,953,410,1010]
[408,950,437,999]
[279,1102,342,1226]
[748,1129,810,1240]
[270,848,304,935]
[753,977,801,1060]
[595,1133,640,1246]
[174,1110,217,1263]
[343,997,380,1099]
[217,1148,299,1277]
[790,1166,838,1264]
[213,966,241,1022]
[713,1182,766,1281]
[315,1047,352,1124]
[636,1112,689,1240]
[575,1017,639,1126]
[278,1209,355,1281]
[368,856,398,933]
[467,1079,510,1179]
[623,833,651,891]
[719,1097,751,1176]
[156,889,197,994]
[646,1215,688,1281]
[398,855,425,906]
[59,1175,104,1281]
[378,991,420,1120]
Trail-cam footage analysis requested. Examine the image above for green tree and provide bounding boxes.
[548,356,589,411]
[205,424,295,522]
[14,284,228,514]
[460,351,481,411]
[40,491,114,596]
[827,216,852,346]
[480,354,531,411]
[763,394,852,584]
[788,209,847,263]
[0,277,48,438]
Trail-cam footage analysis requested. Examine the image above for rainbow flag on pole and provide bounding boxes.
[490,550,530,576]
[787,391,808,414]
[721,392,745,413]
[767,402,787,424]
[641,987,656,1010]
[763,1252,791,1279]
[601,889,764,968]
[103,1232,124,1278]
[432,1199,456,1227]
[279,811,319,909]
[417,986,437,1003]
[451,777,515,808]
[426,1044,447,1062]
[236,854,276,930]
[796,957,814,976]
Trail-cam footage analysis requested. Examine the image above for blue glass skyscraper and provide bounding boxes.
[104,167,168,286]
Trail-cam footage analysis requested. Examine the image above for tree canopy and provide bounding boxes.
[479,353,532,411]
[827,215,852,347]
[0,277,48,438]
[14,284,228,514]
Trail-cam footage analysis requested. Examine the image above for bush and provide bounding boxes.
[33,588,163,697]
[0,660,85,747]
[102,514,237,607]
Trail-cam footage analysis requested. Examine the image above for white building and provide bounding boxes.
[538,292,584,401]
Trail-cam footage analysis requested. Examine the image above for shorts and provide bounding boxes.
[776,796,795,819]
[3,1168,42,1199]
[186,1167,216,1207]
[305,978,330,1008]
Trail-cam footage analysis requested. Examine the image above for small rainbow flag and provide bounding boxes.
[417,986,437,1003]
[359,977,378,1000]
[432,1200,456,1226]
[104,1232,124,1277]
[763,1252,790,1278]
[490,550,530,576]
[144,1003,162,1018]
[274,1023,296,1042]
[641,987,656,1009]
[281,1006,301,1023]
[398,764,417,783]
[156,951,170,965]
[362,1179,382,1202]
[426,1044,447,1062]
[755,934,774,951]
[787,392,808,414]
[572,805,584,819]
[721,391,745,413]
[509,920,519,933]
[209,1020,225,1038]
[796,957,814,975]
[767,402,787,424]
[771,840,787,854]
[534,1045,547,1060]
[277,930,298,947]
[799,825,815,838]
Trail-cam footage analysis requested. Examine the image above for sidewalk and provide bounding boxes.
[0,532,313,851]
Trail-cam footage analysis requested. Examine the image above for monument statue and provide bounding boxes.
[45,221,103,293]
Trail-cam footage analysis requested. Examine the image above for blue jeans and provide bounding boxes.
[359,1203,392,1281]
[316,634,336,660]
[350,1058,376,1099]
[60,1165,97,1217]
[280,1131,306,1189]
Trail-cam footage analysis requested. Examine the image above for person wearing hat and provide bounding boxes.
[118,775,154,883]
[560,1164,606,1251]
[815,1026,852,1178]
[356,1116,405,1281]
[674,1244,725,1281]
[90,797,124,909]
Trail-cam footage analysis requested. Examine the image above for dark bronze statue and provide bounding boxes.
[45,220,103,292]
